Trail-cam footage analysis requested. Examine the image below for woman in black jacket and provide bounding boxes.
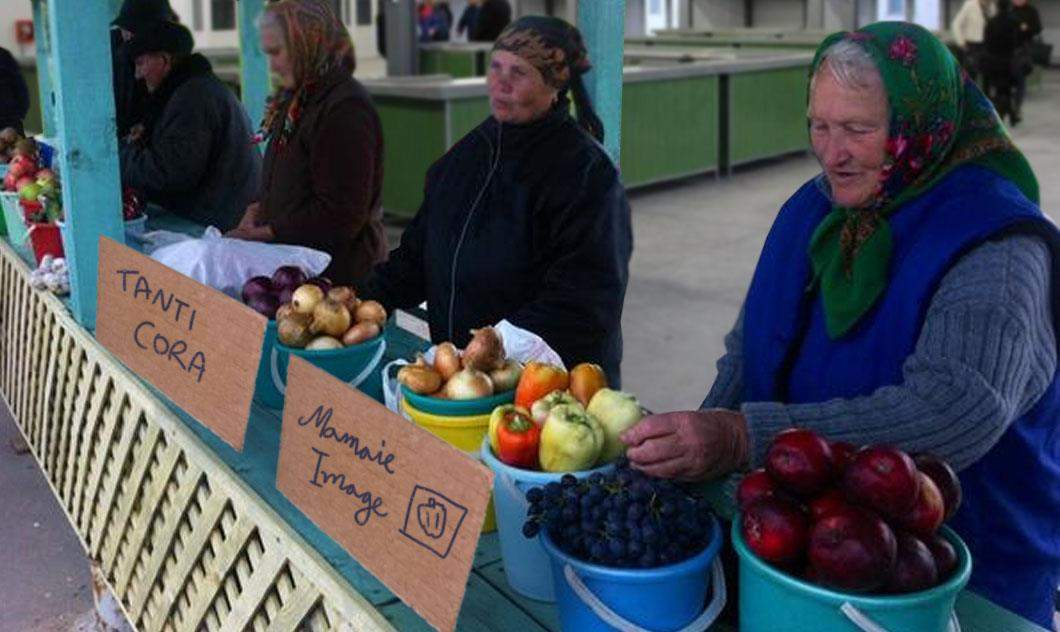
[364,16,633,385]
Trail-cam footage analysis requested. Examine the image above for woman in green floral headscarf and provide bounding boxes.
[621,22,1060,625]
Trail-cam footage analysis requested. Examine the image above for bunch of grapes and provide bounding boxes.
[522,459,715,568]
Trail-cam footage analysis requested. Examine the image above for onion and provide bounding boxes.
[275,303,295,322]
[306,336,344,351]
[272,266,307,292]
[247,293,280,319]
[355,300,388,326]
[241,275,274,304]
[342,321,380,345]
[398,364,443,395]
[306,276,333,293]
[277,287,294,305]
[433,342,462,381]
[327,286,358,312]
[310,298,352,337]
[489,359,523,393]
[443,368,494,400]
[291,284,325,315]
[277,314,313,348]
[463,327,505,372]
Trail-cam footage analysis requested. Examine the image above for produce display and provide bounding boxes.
[485,363,645,473]
[738,429,964,594]
[2,135,62,224]
[521,460,715,568]
[122,187,145,221]
[28,254,70,295]
[241,266,385,349]
[397,327,520,400]
[0,127,35,166]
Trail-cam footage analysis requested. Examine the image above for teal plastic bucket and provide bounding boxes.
[541,514,725,632]
[1,192,28,246]
[401,384,514,416]
[733,517,971,632]
[480,437,615,602]
[253,320,387,409]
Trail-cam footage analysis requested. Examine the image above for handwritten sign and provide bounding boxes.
[277,357,493,632]
[95,237,266,451]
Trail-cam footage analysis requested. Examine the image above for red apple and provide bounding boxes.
[766,428,834,496]
[830,441,858,476]
[914,453,962,521]
[843,446,920,518]
[8,154,36,179]
[3,171,17,191]
[809,489,849,522]
[885,533,938,593]
[808,504,897,592]
[895,472,945,537]
[737,469,778,511]
[742,497,810,566]
[925,533,959,580]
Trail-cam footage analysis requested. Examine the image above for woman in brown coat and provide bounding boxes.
[227,0,387,284]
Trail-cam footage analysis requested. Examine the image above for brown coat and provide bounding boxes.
[260,72,387,284]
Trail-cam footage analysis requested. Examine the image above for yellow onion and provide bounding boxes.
[489,359,523,393]
[275,302,296,322]
[327,286,359,312]
[463,327,505,372]
[356,300,388,326]
[291,284,325,315]
[310,298,352,337]
[433,342,462,381]
[398,364,443,395]
[277,313,313,348]
[306,336,343,351]
[342,321,380,345]
[443,368,494,400]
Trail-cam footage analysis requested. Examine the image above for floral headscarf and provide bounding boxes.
[807,21,1039,339]
[256,0,356,148]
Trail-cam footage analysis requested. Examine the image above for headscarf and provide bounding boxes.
[807,21,1038,339]
[256,0,356,147]
[492,16,604,142]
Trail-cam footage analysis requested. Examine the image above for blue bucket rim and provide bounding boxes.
[539,512,723,583]
[479,436,616,482]
[731,515,972,607]
[403,384,515,416]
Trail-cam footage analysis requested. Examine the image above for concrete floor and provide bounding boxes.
[2,70,1058,629]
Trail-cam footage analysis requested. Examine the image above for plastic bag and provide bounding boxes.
[148,226,331,298]
[382,318,564,415]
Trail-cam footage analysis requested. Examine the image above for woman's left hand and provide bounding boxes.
[225,224,275,242]
[621,409,750,482]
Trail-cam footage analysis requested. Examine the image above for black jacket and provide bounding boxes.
[364,105,633,385]
[1010,5,1042,46]
[0,47,29,133]
[471,0,511,41]
[111,31,148,139]
[120,54,261,230]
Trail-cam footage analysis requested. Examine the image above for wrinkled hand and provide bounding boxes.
[620,409,749,482]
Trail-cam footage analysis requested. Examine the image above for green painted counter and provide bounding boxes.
[419,43,492,78]
[727,65,811,169]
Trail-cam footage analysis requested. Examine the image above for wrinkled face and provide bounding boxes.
[261,25,295,89]
[134,52,172,92]
[809,64,890,208]
[487,50,558,125]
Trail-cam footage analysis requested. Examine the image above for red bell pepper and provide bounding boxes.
[496,409,542,469]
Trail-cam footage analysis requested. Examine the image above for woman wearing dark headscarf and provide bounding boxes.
[227,0,387,285]
[362,16,633,384]
[622,22,1059,625]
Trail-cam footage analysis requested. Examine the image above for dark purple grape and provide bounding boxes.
[525,488,543,503]
[522,521,540,538]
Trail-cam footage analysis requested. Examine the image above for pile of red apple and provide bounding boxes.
[738,429,963,594]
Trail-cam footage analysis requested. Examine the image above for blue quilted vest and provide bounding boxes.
[743,164,1060,627]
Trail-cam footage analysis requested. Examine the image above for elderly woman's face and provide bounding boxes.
[488,51,558,125]
[809,65,890,208]
[261,25,295,90]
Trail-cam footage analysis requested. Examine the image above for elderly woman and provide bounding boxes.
[623,22,1058,626]
[227,0,387,285]
[362,16,633,384]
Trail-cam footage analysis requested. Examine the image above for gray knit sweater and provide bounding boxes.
[701,234,1057,472]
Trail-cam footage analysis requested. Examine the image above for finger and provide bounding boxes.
[632,457,688,480]
[626,434,681,466]
[621,415,677,447]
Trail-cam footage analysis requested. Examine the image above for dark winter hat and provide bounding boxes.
[112,0,176,34]
[125,20,194,59]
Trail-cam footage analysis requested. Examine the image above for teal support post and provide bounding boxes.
[238,0,270,131]
[47,0,125,329]
[578,0,625,162]
[32,0,55,136]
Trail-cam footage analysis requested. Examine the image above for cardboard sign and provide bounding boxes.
[95,237,266,451]
[277,357,493,632]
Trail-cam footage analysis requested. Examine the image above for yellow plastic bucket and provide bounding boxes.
[401,398,497,532]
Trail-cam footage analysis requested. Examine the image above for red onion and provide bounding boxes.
[247,293,280,319]
[241,275,274,304]
[306,276,333,293]
[272,266,307,292]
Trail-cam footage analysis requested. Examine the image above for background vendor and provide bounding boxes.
[361,16,633,385]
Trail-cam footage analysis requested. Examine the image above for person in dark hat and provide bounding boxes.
[362,16,633,385]
[0,46,30,134]
[120,21,261,231]
[111,0,179,138]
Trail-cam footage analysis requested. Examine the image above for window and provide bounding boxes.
[211,0,236,31]
[356,0,372,26]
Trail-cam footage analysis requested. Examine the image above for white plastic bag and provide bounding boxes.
[382,318,564,415]
[148,227,332,298]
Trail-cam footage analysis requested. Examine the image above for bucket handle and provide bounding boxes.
[500,472,530,512]
[271,340,387,395]
[563,557,726,632]
[840,602,962,632]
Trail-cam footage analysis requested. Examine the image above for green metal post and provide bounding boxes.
[238,0,270,131]
[578,0,625,162]
[32,0,55,136]
[47,0,125,329]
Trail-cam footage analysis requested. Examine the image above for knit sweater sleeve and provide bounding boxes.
[741,234,1056,472]
[699,306,746,411]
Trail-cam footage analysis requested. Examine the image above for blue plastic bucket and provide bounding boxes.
[541,514,725,632]
[1,192,27,245]
[480,437,616,602]
[733,517,971,632]
[253,320,387,408]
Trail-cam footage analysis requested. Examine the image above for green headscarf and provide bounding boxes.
[807,22,1039,339]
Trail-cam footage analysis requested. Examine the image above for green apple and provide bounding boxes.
[586,388,645,464]
[18,182,41,201]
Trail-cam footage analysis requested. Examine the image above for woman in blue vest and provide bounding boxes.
[621,22,1059,627]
